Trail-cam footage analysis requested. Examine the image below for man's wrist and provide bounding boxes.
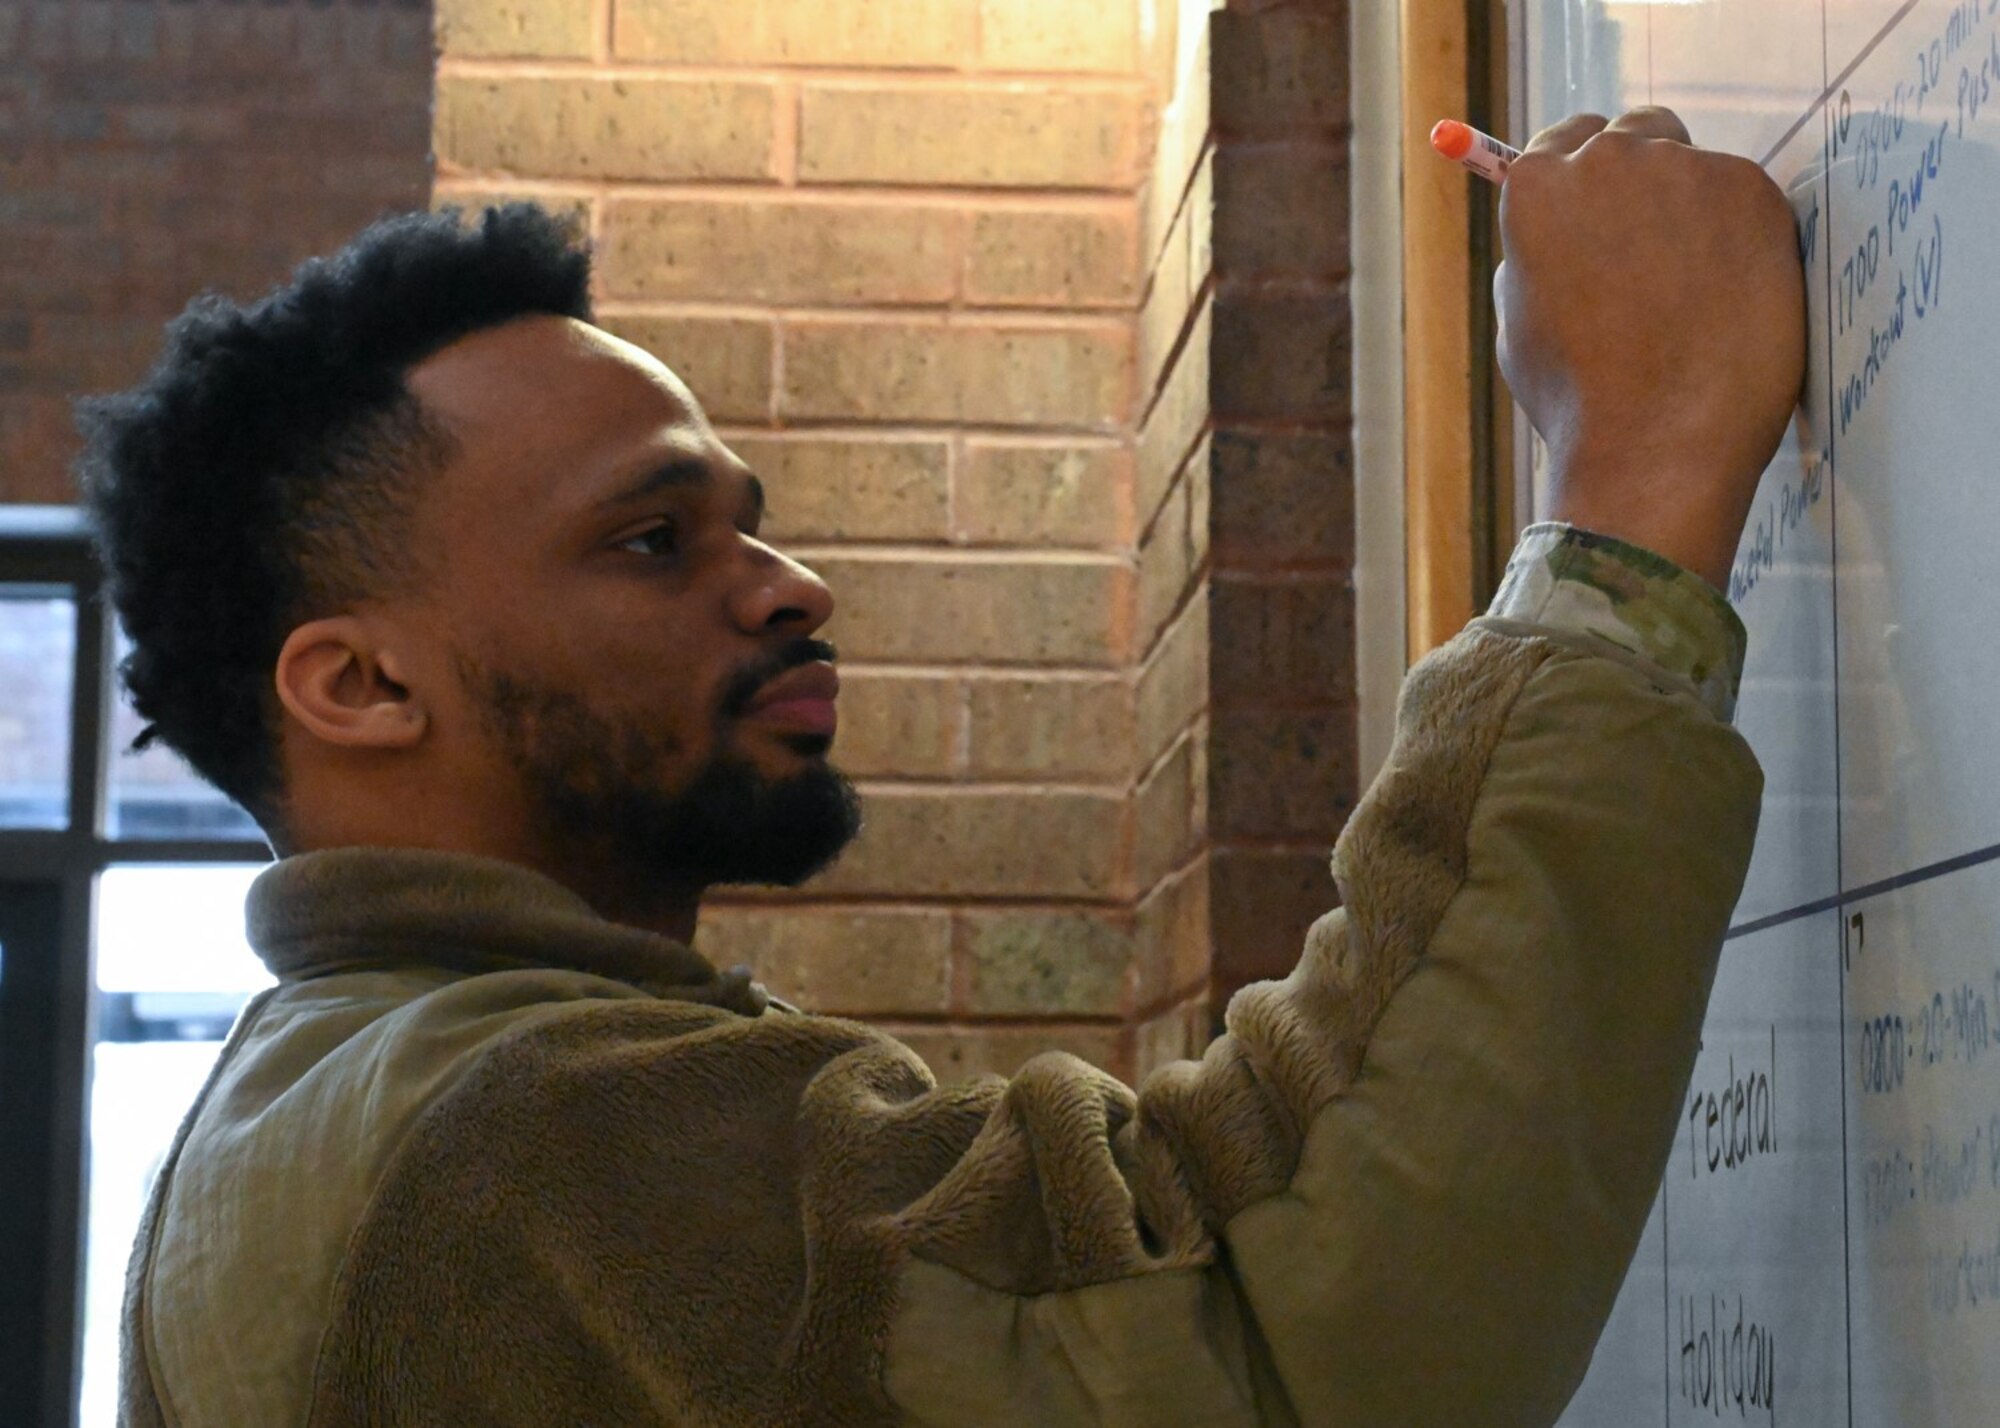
[1481,522,1748,722]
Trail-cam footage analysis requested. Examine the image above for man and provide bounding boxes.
[91,107,1803,1426]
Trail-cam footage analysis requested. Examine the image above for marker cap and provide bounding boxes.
[1431,119,1474,161]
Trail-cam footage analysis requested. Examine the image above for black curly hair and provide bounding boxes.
[76,203,594,830]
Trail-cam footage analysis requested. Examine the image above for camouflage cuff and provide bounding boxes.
[1482,523,1747,722]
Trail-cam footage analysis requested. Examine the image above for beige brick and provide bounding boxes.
[696,907,952,1015]
[965,207,1137,307]
[809,554,1128,666]
[1136,589,1208,768]
[1137,299,1209,526]
[966,675,1132,781]
[728,436,951,542]
[1209,706,1355,841]
[435,75,777,182]
[979,0,1139,72]
[597,313,773,423]
[1142,26,1211,268]
[1133,998,1207,1081]
[1138,191,1195,404]
[959,910,1132,1016]
[430,185,593,234]
[1188,145,1216,286]
[799,84,1142,189]
[436,0,596,59]
[782,320,1128,429]
[616,0,965,67]
[1187,426,1212,571]
[1142,0,1181,101]
[1137,462,1194,658]
[827,672,962,779]
[889,1022,1126,1083]
[598,198,957,306]
[955,441,1125,548]
[817,788,1125,899]
[1135,724,1204,893]
[1133,853,1211,1008]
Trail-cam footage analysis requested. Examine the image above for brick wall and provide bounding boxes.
[435,0,1357,1082]
[0,0,435,504]
[1,0,1359,1085]
[1203,0,1357,1020]
[433,0,1158,1080]
[1132,0,1358,1061]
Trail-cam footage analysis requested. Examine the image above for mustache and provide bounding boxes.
[719,638,839,720]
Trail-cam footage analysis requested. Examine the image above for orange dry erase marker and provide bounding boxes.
[1430,119,1520,184]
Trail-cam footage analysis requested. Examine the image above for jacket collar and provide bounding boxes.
[246,847,772,1017]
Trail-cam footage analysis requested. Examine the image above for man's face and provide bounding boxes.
[400,315,857,894]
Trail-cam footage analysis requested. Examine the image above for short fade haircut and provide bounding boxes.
[76,204,593,828]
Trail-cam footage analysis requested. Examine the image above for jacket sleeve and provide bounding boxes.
[885,620,1761,1428]
[306,544,1760,1428]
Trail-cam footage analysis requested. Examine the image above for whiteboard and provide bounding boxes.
[1519,3,2000,1424]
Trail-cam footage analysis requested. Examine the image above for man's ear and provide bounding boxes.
[274,617,428,751]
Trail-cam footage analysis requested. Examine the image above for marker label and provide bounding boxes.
[1431,119,1521,185]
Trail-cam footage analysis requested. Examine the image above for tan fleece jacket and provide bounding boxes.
[120,623,1761,1427]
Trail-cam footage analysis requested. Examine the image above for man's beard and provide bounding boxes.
[461,641,861,890]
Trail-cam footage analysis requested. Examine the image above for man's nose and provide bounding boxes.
[730,539,835,637]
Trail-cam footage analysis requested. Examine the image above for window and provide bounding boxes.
[0,509,271,1428]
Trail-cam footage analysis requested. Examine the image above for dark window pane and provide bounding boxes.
[0,593,76,830]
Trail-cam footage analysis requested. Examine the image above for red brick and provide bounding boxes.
[1209,846,1334,990]
[1210,430,1355,567]
[1211,290,1349,423]
[1211,9,1350,135]
[1210,573,1356,703]
[1208,706,1356,841]
[1215,139,1349,278]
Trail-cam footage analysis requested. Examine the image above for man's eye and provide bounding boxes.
[620,520,679,558]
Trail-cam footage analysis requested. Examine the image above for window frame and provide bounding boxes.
[0,507,270,1428]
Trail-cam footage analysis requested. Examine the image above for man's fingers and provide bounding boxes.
[1524,113,1609,154]
[1603,105,1693,144]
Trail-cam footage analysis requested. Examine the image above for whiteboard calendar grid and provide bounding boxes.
[1529,1,2000,1421]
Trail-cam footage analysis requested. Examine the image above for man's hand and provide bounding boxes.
[1496,107,1808,591]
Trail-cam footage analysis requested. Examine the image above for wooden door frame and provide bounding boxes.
[1399,0,1515,660]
